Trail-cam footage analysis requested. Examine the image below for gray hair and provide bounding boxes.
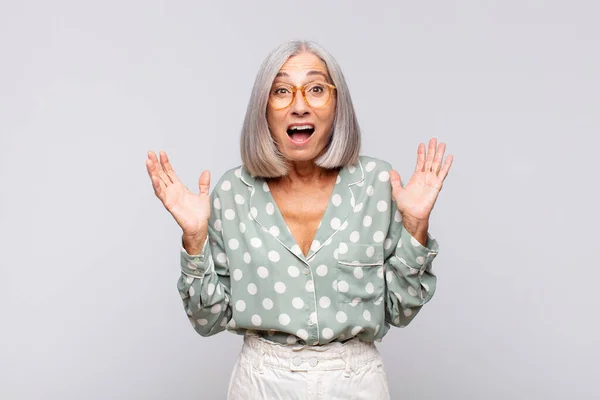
[240,40,361,178]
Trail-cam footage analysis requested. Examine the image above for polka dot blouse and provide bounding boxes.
[178,156,440,345]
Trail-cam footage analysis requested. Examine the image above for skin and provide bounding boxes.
[145,52,453,254]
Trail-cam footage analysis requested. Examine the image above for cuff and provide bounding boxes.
[180,235,210,277]
[395,224,439,272]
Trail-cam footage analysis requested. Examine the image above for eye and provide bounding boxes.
[272,86,292,95]
[308,84,325,93]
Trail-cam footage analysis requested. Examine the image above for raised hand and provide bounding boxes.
[146,150,211,239]
[390,138,453,224]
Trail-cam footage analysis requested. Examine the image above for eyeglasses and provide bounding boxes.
[268,81,336,110]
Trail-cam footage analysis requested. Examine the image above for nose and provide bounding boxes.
[290,90,310,116]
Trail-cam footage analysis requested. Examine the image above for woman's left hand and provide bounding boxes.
[390,138,453,225]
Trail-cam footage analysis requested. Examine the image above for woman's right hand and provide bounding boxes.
[146,150,211,240]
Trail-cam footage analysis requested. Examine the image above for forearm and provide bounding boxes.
[401,217,429,247]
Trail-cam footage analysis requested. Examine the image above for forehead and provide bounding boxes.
[277,52,330,80]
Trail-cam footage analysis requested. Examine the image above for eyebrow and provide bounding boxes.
[275,70,329,79]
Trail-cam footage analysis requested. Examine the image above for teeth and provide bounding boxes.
[289,125,314,131]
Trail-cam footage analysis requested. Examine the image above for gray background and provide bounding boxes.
[1,0,598,399]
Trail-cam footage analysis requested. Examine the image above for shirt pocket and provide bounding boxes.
[336,242,385,304]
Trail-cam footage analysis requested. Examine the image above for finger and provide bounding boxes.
[438,154,454,181]
[432,142,446,175]
[389,169,404,201]
[150,173,166,203]
[414,143,426,173]
[160,151,181,184]
[198,170,211,196]
[149,150,172,186]
[146,155,168,193]
[424,138,437,172]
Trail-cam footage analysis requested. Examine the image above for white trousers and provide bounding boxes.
[226,333,391,399]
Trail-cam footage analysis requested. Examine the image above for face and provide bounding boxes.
[266,52,336,165]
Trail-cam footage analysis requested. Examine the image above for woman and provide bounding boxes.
[146,40,453,399]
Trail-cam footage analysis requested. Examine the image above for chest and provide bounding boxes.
[269,185,333,257]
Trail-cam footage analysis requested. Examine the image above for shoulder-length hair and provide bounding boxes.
[240,40,361,178]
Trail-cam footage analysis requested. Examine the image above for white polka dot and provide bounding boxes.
[353,267,363,279]
[213,198,221,209]
[330,218,341,229]
[411,237,422,247]
[268,251,280,262]
[251,238,262,248]
[311,240,320,251]
[309,312,317,325]
[228,318,236,328]
[252,315,262,326]
[350,231,360,242]
[374,296,383,305]
[322,328,334,340]
[408,287,418,297]
[235,300,246,312]
[263,298,273,310]
[366,246,375,258]
[305,280,315,292]
[384,239,393,250]
[365,161,377,172]
[422,283,430,292]
[354,202,364,212]
[234,168,242,178]
[213,219,222,231]
[373,231,385,243]
[363,310,371,321]
[287,335,297,344]
[297,329,308,340]
[365,282,374,294]
[366,186,374,196]
[404,309,412,317]
[332,280,338,291]
[234,194,245,204]
[197,318,208,326]
[216,253,227,264]
[186,276,194,284]
[247,283,257,295]
[189,286,195,297]
[244,253,251,264]
[332,194,342,206]
[336,311,348,323]
[207,283,215,296]
[363,216,372,227]
[266,202,275,215]
[375,325,380,335]
[394,210,402,222]
[228,239,239,250]
[394,292,403,302]
[292,297,304,309]
[233,269,243,281]
[351,326,363,336]
[319,296,331,308]
[221,180,231,191]
[211,304,222,314]
[316,265,328,276]
[377,201,388,212]
[274,282,286,293]
[279,314,291,326]
[291,245,302,256]
[288,266,300,277]
[257,266,269,278]
[239,222,246,233]
[333,249,339,260]
[378,171,390,182]
[350,297,362,307]
[263,182,270,192]
[416,256,425,265]
[349,165,356,173]
[269,226,280,236]
[386,271,393,283]
[339,242,349,255]
[338,280,349,292]
[340,220,349,230]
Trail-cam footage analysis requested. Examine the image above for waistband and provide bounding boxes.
[241,333,381,375]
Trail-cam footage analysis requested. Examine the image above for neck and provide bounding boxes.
[272,160,337,188]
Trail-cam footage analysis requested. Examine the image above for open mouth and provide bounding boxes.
[287,124,315,143]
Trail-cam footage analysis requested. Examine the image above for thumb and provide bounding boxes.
[389,169,403,191]
[198,170,211,196]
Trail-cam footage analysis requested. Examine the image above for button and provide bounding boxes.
[193,258,200,262]
[308,320,315,326]
[303,268,310,275]
[309,357,318,367]
[293,357,302,366]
